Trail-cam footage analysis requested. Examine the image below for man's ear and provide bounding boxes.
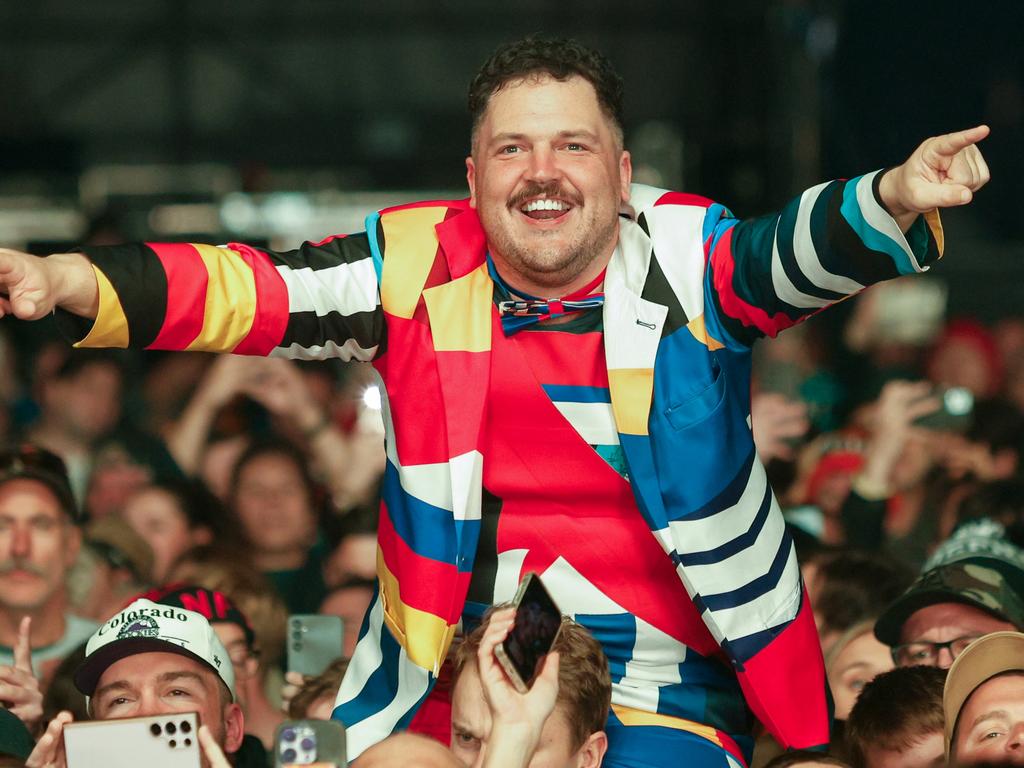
[575,730,608,768]
[223,702,245,754]
[466,156,478,209]
[619,150,632,204]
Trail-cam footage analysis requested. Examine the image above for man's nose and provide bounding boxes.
[10,526,31,558]
[936,646,956,669]
[527,145,561,182]
[1006,722,1024,757]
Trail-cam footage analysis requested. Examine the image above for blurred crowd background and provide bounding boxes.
[1,0,1023,765]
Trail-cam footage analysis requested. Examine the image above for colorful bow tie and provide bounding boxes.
[487,254,605,336]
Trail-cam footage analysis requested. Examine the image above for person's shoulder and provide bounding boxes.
[627,183,716,216]
[379,198,472,217]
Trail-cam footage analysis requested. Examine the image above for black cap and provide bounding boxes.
[0,444,78,521]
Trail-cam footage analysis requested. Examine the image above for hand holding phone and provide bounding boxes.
[493,573,563,693]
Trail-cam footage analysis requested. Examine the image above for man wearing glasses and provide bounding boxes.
[875,558,1024,670]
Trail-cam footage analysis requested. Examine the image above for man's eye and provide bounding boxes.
[455,733,478,746]
[500,146,519,155]
[168,688,193,697]
[983,731,1005,741]
[566,143,585,151]
[108,696,130,707]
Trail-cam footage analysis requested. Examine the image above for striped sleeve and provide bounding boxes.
[702,169,943,348]
[55,232,386,361]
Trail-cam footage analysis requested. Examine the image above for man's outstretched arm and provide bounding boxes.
[0,234,386,361]
[0,250,98,320]
[696,124,990,348]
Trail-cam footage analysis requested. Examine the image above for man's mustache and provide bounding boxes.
[507,182,582,210]
[0,560,47,577]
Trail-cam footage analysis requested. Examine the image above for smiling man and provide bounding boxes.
[0,36,992,767]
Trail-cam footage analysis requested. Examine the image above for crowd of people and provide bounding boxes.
[2,307,1024,768]
[0,33,1018,768]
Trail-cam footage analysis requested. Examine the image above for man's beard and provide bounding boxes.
[484,186,620,293]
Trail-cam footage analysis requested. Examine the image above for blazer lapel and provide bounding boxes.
[605,216,672,538]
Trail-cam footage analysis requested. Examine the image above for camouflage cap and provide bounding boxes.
[874,559,1024,646]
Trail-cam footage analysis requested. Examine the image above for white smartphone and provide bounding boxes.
[274,719,347,767]
[64,712,200,768]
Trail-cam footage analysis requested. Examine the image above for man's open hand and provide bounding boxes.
[879,125,991,231]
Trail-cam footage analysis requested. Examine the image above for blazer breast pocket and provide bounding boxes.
[663,365,728,432]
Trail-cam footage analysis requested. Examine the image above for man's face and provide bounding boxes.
[211,622,256,707]
[91,651,244,766]
[451,664,602,768]
[953,673,1024,764]
[862,732,945,768]
[466,74,631,295]
[0,478,78,612]
[897,603,1016,669]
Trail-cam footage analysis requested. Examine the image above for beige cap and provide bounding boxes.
[943,631,1024,756]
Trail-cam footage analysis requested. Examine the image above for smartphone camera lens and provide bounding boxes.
[180,720,192,734]
[282,747,297,762]
[282,727,296,742]
[169,740,177,748]
[301,737,315,751]
[150,723,162,736]
[166,722,177,735]
[184,739,192,747]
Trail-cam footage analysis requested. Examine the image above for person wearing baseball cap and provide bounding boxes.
[26,598,244,768]
[875,522,1024,669]
[141,584,277,759]
[943,631,1024,763]
[0,445,98,678]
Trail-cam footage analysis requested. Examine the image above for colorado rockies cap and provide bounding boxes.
[74,598,235,700]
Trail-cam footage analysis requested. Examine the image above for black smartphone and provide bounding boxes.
[493,572,563,693]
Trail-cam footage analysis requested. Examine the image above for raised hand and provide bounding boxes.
[0,616,43,732]
[879,125,991,229]
[477,607,559,768]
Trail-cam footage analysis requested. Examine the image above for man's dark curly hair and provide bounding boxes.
[467,36,625,148]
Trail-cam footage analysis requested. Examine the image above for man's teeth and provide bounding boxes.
[522,199,567,212]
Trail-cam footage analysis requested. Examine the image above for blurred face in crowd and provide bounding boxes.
[466,74,631,294]
[44,361,122,441]
[91,651,244,768]
[827,630,894,721]
[953,673,1024,764]
[122,487,210,583]
[861,733,945,768]
[233,452,316,560]
[897,603,1016,669]
[0,478,79,612]
[210,621,257,708]
[320,584,374,657]
[451,663,604,768]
